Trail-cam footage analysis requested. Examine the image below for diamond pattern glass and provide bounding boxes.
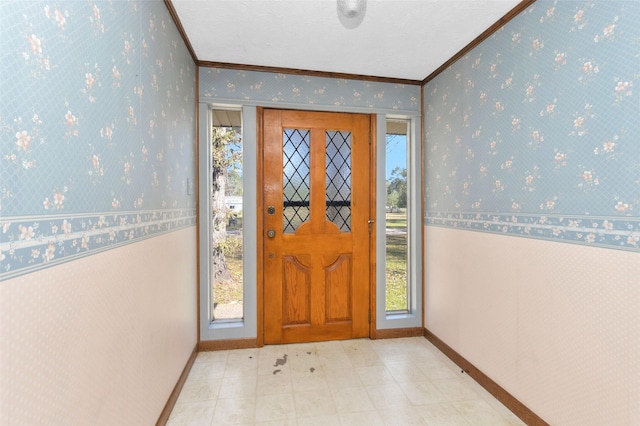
[283,129,311,233]
[325,130,352,232]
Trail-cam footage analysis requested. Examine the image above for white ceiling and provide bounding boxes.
[171,0,523,82]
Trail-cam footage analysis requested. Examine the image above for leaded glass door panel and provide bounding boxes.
[262,109,372,344]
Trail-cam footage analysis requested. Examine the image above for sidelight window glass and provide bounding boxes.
[385,119,409,312]
[211,109,243,321]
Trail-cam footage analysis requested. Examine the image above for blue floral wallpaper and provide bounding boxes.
[0,1,196,279]
[200,67,421,114]
[424,0,640,252]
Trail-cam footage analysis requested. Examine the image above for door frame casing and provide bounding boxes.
[198,104,258,342]
[257,108,377,344]
[198,103,422,343]
[375,114,423,331]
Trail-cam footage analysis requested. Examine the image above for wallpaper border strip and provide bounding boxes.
[199,67,422,115]
[0,209,196,281]
[425,211,640,253]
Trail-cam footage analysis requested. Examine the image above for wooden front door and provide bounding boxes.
[262,109,372,344]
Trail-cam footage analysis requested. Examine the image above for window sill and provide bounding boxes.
[209,320,244,330]
[385,312,417,321]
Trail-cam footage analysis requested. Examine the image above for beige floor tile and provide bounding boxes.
[256,419,298,426]
[457,373,493,399]
[228,347,261,358]
[258,353,291,376]
[339,410,385,426]
[316,349,353,370]
[255,393,297,422]
[170,337,524,426]
[218,375,257,399]
[167,401,215,426]
[257,345,291,362]
[415,358,461,380]
[298,413,342,425]
[331,386,375,413]
[224,352,259,378]
[285,342,318,356]
[347,352,384,368]
[288,352,323,376]
[256,372,294,396]
[211,397,256,425]
[384,360,429,383]
[188,360,226,381]
[408,349,443,365]
[314,339,345,354]
[371,339,419,362]
[376,350,415,364]
[340,338,373,352]
[437,355,463,373]
[481,396,526,425]
[431,377,483,402]
[258,346,289,358]
[365,382,411,409]
[457,375,524,424]
[378,403,427,425]
[415,402,471,425]
[355,365,395,386]
[407,354,442,368]
[399,380,448,405]
[324,367,363,389]
[452,399,513,425]
[294,389,337,418]
[195,350,230,364]
[291,370,329,392]
[175,378,221,403]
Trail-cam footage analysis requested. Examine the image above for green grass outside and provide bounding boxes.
[385,212,408,311]
[385,210,407,228]
[219,235,243,298]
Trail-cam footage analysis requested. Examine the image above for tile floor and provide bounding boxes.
[167,337,526,425]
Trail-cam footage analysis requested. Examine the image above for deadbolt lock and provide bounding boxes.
[267,205,276,215]
[267,229,276,238]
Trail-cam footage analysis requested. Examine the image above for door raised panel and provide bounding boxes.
[325,254,352,323]
[282,255,311,327]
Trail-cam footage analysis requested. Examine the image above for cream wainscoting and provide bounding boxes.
[0,228,197,425]
[424,225,639,426]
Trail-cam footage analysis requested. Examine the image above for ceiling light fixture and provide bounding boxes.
[338,0,366,19]
[337,0,366,29]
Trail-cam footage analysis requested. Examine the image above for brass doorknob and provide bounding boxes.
[267,229,276,238]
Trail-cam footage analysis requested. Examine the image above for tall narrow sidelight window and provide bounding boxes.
[385,119,409,312]
[210,109,243,321]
